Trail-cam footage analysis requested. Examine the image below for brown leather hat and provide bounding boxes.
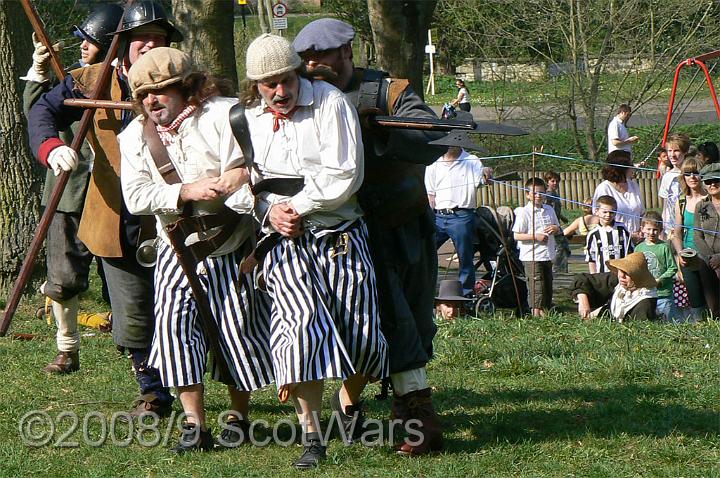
[128,47,192,99]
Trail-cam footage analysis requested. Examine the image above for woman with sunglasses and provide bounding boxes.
[672,158,709,321]
[692,162,720,317]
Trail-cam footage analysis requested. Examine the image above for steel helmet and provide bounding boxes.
[110,0,183,43]
[72,4,124,51]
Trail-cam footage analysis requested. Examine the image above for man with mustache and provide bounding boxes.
[28,0,181,417]
[293,18,448,456]
[119,47,273,453]
[239,33,388,469]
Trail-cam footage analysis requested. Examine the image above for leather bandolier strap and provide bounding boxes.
[228,103,305,264]
[144,119,239,385]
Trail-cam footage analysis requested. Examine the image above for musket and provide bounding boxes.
[164,213,240,385]
[371,115,527,136]
[1,1,133,336]
[64,98,134,110]
[62,99,528,136]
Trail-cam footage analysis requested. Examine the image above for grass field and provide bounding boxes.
[2,267,720,477]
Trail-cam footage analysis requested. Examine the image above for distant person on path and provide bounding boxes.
[607,103,638,155]
[450,78,471,112]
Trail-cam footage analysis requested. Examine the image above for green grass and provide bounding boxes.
[2,269,720,477]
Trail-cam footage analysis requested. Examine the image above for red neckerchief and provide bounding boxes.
[265,105,299,132]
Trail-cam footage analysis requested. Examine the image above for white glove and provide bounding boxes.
[47,146,79,176]
[29,33,62,82]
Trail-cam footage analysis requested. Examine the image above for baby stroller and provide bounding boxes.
[473,205,528,316]
[441,102,457,119]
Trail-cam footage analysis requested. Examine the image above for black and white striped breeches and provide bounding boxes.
[263,220,389,386]
[149,241,274,390]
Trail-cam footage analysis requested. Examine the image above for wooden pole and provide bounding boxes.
[1,1,134,336]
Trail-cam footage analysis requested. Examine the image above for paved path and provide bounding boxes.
[428,97,718,133]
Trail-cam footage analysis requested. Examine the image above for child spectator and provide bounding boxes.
[564,198,599,240]
[585,195,634,273]
[513,177,561,317]
[544,171,570,273]
[634,211,678,321]
[659,133,690,237]
[657,147,669,176]
[434,279,474,321]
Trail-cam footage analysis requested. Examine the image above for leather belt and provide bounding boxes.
[435,207,474,215]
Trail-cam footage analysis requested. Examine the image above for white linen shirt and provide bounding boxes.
[424,150,485,209]
[245,77,364,234]
[607,115,630,153]
[512,202,559,262]
[119,96,254,257]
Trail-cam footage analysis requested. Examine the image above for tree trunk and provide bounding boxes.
[172,0,238,87]
[0,1,42,298]
[367,0,437,98]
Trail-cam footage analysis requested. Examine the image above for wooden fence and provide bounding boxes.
[478,171,661,210]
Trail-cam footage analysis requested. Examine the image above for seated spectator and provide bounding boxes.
[564,197,599,240]
[435,279,474,321]
[693,162,720,317]
[634,212,678,321]
[593,150,645,240]
[697,141,719,166]
[585,195,634,273]
[659,133,690,237]
[571,252,658,321]
[672,157,709,322]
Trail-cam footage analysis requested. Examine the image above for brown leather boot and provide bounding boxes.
[395,388,444,456]
[43,351,80,374]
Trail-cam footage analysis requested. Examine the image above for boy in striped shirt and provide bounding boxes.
[585,195,634,273]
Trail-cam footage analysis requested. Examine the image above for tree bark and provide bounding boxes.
[367,0,437,98]
[172,0,238,87]
[0,1,42,298]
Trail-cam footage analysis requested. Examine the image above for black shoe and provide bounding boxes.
[330,389,365,444]
[217,418,251,448]
[170,423,215,453]
[294,433,326,469]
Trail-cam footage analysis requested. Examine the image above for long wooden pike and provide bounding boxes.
[1,1,134,336]
[19,0,64,80]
